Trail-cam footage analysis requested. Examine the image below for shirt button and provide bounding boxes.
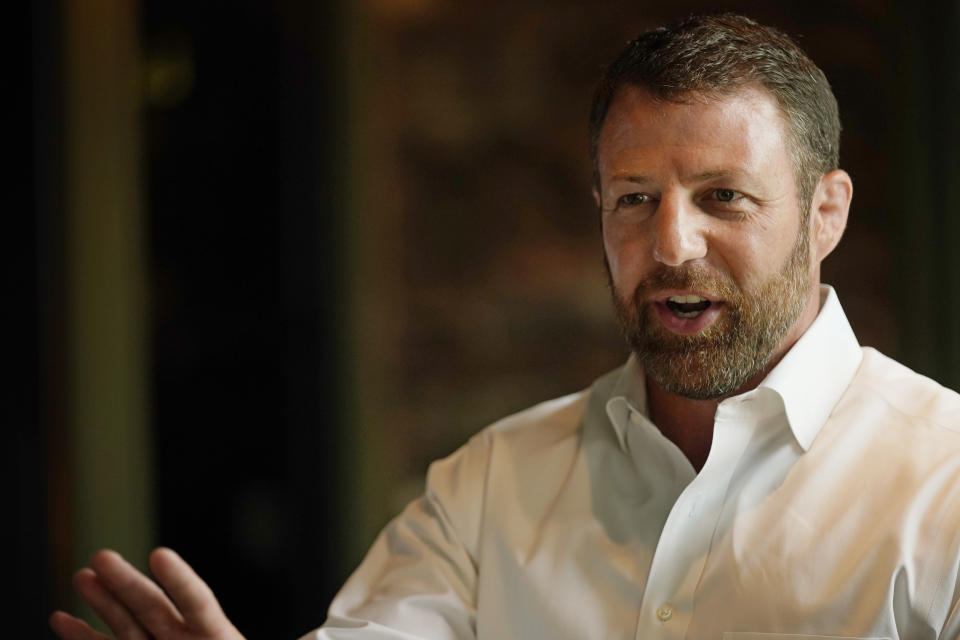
[656,604,674,622]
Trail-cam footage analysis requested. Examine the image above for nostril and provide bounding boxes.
[653,243,688,266]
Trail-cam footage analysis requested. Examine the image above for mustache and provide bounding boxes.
[630,264,741,305]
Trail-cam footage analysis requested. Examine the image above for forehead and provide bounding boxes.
[596,84,793,181]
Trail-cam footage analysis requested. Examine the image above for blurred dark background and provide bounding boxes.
[19,0,960,638]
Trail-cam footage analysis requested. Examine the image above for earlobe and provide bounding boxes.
[811,169,853,262]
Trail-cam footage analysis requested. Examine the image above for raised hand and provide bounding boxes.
[50,547,246,640]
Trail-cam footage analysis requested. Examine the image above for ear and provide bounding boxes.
[592,186,601,210]
[810,169,852,262]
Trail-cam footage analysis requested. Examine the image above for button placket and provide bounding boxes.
[633,409,763,640]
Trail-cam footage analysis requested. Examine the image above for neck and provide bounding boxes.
[646,380,717,472]
[645,362,776,472]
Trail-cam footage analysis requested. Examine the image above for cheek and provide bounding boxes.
[602,220,650,288]
[721,239,790,290]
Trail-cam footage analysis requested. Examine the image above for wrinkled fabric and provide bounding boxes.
[305,287,960,640]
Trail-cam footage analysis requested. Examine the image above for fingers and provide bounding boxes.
[71,567,151,640]
[148,547,233,635]
[49,610,112,640]
[87,549,184,638]
[55,547,245,640]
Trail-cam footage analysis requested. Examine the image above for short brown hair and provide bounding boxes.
[589,14,841,211]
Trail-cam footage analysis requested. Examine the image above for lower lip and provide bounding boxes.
[654,302,724,335]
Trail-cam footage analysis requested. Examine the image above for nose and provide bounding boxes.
[652,193,708,266]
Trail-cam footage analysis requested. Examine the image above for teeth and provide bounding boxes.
[665,294,712,319]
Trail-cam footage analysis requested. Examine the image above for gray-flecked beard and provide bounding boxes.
[609,232,811,400]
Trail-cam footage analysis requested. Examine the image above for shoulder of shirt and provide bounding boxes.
[484,387,590,437]
[422,366,623,555]
[427,376,602,477]
[429,364,621,475]
[851,347,960,437]
[433,385,591,476]
[478,363,627,447]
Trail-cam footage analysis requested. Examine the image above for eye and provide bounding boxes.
[712,188,742,203]
[619,192,651,206]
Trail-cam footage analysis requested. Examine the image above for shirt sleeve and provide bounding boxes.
[300,431,492,640]
[937,507,960,640]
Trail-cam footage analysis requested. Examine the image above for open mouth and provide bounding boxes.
[664,294,712,318]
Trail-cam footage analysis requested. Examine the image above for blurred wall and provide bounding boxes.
[25,1,959,638]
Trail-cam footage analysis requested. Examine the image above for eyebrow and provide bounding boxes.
[608,174,653,184]
[691,169,738,181]
[609,168,748,184]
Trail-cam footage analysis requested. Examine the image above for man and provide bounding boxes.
[51,14,960,640]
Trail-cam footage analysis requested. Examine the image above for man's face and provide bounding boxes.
[596,85,820,400]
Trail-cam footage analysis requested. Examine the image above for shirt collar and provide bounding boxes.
[757,284,862,450]
[604,354,648,452]
[604,284,862,453]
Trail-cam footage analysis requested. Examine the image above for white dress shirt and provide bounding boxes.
[305,286,960,640]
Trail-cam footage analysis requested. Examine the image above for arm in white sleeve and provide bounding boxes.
[302,431,492,640]
[938,523,960,640]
